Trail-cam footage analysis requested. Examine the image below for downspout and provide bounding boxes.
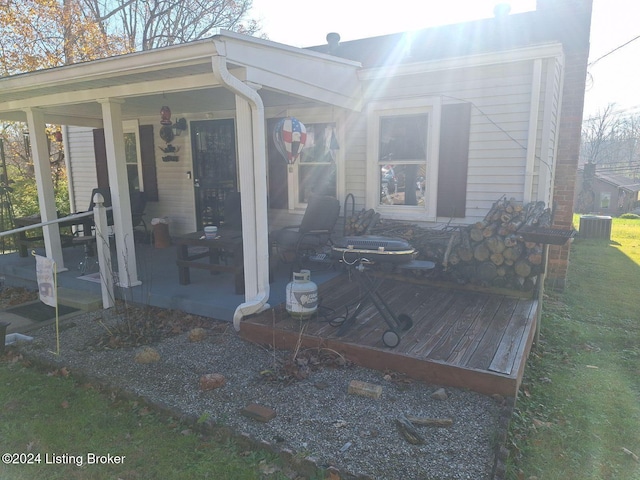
[210,45,270,331]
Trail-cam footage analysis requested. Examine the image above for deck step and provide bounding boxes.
[57,287,102,311]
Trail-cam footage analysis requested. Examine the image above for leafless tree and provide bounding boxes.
[79,0,261,51]
[580,103,620,165]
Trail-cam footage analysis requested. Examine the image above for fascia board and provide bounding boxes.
[359,43,565,80]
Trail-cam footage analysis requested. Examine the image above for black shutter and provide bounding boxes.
[138,125,158,201]
[93,128,109,190]
[437,103,471,218]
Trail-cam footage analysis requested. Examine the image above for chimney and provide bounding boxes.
[326,32,341,55]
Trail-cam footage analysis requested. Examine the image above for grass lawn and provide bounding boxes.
[508,216,640,479]
[0,360,310,479]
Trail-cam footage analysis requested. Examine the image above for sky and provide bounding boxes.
[250,0,640,118]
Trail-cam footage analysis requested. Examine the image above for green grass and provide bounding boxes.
[507,216,640,479]
[0,362,304,479]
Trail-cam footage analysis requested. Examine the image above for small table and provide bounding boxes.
[174,230,244,294]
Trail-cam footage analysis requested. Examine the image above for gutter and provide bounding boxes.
[210,45,270,331]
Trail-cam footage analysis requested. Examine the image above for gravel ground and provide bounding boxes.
[11,305,512,480]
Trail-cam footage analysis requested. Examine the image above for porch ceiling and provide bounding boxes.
[0,31,362,126]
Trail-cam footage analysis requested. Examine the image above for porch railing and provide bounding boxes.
[0,194,114,309]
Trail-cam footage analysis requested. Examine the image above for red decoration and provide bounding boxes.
[160,106,172,125]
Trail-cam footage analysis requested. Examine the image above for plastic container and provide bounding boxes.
[151,217,170,248]
[204,226,218,240]
[286,270,318,318]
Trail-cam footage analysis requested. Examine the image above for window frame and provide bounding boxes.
[285,110,343,211]
[123,120,144,192]
[366,97,442,221]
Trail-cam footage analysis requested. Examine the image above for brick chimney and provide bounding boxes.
[537,0,593,290]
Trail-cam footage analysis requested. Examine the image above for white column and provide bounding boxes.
[24,108,67,271]
[98,98,140,287]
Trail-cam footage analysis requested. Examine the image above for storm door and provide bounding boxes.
[191,119,238,230]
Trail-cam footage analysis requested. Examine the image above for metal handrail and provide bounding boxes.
[0,207,113,237]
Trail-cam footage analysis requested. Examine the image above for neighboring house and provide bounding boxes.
[575,164,640,215]
[0,0,592,321]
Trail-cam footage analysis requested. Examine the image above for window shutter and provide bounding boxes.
[93,125,158,201]
[437,103,471,218]
[138,125,158,201]
[93,128,109,189]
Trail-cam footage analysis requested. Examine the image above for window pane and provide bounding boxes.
[297,122,337,204]
[379,115,427,162]
[124,133,137,164]
[380,164,426,206]
[300,123,335,164]
[379,114,428,206]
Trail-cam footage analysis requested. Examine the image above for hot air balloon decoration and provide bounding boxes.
[273,117,307,166]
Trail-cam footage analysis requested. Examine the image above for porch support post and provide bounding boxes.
[24,108,67,271]
[97,98,140,287]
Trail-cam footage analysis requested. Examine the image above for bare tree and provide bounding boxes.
[580,103,620,165]
[79,0,261,51]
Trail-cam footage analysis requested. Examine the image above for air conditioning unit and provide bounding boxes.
[579,215,612,240]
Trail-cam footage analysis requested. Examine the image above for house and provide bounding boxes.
[0,0,592,326]
[575,163,640,215]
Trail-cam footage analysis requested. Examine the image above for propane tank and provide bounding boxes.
[286,270,318,318]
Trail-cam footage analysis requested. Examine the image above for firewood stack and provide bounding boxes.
[442,197,551,291]
[343,208,381,236]
[341,197,552,292]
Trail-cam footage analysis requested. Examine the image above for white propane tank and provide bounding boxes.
[286,270,318,318]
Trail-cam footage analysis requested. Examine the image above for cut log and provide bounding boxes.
[490,253,504,266]
[503,245,522,262]
[514,259,532,278]
[470,227,485,242]
[486,236,506,254]
[477,262,498,282]
[473,242,490,262]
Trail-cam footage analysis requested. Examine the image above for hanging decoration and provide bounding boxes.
[160,106,172,125]
[273,117,307,165]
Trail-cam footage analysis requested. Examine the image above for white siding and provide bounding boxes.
[67,126,98,213]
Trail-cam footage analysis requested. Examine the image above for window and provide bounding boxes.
[368,100,471,220]
[124,132,142,191]
[297,122,337,203]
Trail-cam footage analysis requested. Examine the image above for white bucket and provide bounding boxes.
[204,226,218,240]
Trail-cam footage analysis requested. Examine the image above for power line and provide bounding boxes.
[588,34,640,67]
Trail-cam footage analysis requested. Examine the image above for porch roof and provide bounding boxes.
[0,30,362,126]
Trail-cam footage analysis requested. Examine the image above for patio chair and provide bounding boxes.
[130,190,148,242]
[271,194,341,267]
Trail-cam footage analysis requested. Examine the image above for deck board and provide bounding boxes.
[241,273,538,396]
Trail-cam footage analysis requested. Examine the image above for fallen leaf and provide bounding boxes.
[60,400,70,409]
[532,418,552,428]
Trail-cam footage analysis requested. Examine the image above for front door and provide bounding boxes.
[191,119,237,230]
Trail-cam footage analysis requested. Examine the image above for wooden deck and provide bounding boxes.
[240,273,538,397]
